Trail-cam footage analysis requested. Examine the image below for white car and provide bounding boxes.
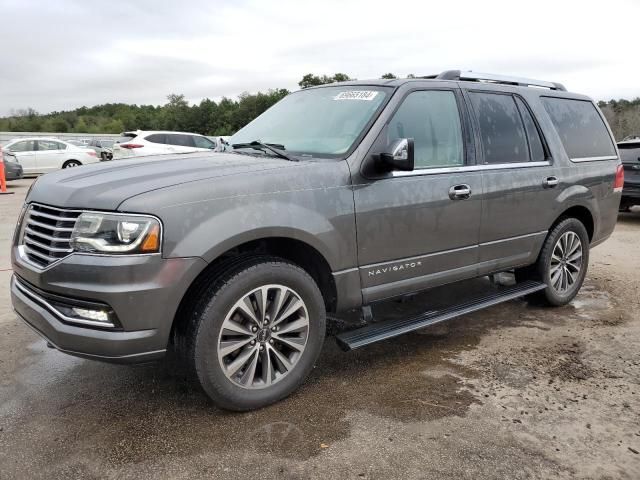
[2,137,99,174]
[112,130,218,159]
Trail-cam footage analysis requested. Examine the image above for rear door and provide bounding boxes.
[354,87,483,303]
[466,90,558,274]
[35,140,67,172]
[6,140,37,173]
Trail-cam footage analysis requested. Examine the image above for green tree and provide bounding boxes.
[381,73,397,79]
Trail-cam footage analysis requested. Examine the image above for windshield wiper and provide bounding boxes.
[231,140,298,162]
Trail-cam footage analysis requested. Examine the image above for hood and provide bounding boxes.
[27,152,296,210]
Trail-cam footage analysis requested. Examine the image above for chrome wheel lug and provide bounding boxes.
[263,320,269,326]
[269,338,274,344]
[250,340,256,346]
[259,344,265,351]
[252,326,258,333]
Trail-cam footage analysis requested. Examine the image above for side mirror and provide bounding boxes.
[378,138,414,172]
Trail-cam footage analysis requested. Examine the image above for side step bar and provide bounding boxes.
[335,280,546,351]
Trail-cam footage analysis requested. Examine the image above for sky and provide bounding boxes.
[1,0,639,116]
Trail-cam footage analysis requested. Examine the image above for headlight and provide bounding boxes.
[70,213,161,254]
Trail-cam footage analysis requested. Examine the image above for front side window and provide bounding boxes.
[230,86,389,157]
[469,92,528,164]
[193,136,216,149]
[8,140,35,152]
[387,90,464,169]
[541,97,616,160]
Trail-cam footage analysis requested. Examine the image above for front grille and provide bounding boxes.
[20,204,82,267]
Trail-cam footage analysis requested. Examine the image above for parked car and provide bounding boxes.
[112,130,217,159]
[87,139,115,161]
[2,137,99,174]
[2,151,23,180]
[617,139,640,211]
[10,71,622,411]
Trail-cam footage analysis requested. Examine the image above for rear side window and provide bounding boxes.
[38,140,65,150]
[618,142,640,163]
[469,92,528,164]
[166,134,195,147]
[515,97,546,162]
[146,134,167,144]
[541,97,616,160]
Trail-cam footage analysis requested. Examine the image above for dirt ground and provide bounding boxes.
[0,178,639,479]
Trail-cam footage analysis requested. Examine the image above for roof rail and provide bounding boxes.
[431,70,566,91]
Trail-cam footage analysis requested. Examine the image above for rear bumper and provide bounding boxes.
[622,182,640,199]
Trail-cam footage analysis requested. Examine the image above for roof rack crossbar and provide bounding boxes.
[432,70,566,91]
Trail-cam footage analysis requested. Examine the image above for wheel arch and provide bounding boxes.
[552,205,595,242]
[170,236,338,350]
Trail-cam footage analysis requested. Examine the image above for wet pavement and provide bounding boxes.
[1,179,639,479]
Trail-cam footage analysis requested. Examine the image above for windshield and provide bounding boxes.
[230,86,389,157]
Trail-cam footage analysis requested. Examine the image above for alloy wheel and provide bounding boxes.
[549,231,583,293]
[217,284,309,389]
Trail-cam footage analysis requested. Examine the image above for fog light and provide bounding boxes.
[71,307,110,323]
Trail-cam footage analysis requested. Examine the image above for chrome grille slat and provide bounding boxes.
[23,236,74,253]
[27,218,75,232]
[29,210,80,223]
[24,227,71,243]
[19,204,82,267]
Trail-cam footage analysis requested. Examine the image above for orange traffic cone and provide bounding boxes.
[0,159,15,195]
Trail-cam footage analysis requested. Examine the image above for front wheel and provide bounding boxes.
[518,218,589,306]
[184,257,326,411]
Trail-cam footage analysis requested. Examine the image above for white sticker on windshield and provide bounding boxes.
[333,91,379,101]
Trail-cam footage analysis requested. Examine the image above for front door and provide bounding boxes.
[7,140,37,174]
[354,88,482,303]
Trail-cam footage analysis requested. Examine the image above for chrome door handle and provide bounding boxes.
[449,184,471,200]
[543,176,559,188]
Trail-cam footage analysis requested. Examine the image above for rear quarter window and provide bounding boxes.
[541,97,616,160]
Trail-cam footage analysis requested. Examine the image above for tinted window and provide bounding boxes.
[145,134,166,144]
[115,133,137,144]
[8,140,35,152]
[541,97,616,160]
[515,97,546,162]
[193,136,215,149]
[470,92,528,164]
[101,140,114,148]
[166,134,194,147]
[388,90,464,169]
[38,140,65,150]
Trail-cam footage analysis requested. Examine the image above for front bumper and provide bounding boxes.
[10,249,206,363]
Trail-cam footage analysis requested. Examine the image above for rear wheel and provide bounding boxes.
[517,218,589,306]
[100,152,108,161]
[62,160,82,169]
[182,257,326,411]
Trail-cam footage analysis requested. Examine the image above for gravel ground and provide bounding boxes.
[0,178,639,479]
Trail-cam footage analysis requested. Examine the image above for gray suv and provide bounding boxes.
[10,71,622,410]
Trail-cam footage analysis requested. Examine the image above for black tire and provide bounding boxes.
[181,256,326,411]
[62,160,82,169]
[100,152,108,161]
[517,218,589,306]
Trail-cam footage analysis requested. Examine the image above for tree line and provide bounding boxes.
[1,73,638,140]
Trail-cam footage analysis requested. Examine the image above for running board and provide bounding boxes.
[335,280,546,351]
